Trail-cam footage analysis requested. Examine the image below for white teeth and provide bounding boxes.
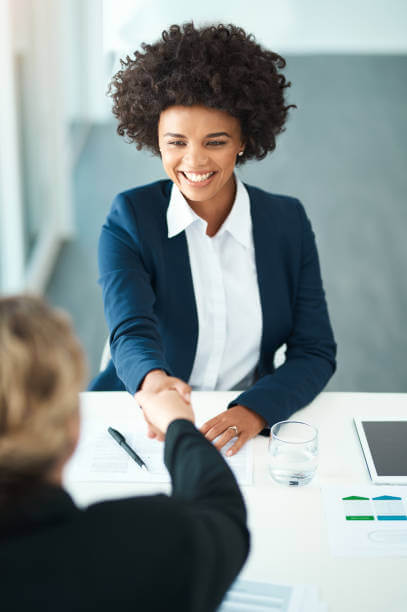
[183,171,214,182]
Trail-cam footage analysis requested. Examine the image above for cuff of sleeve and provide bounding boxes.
[164,418,197,467]
[123,362,173,395]
[228,394,273,428]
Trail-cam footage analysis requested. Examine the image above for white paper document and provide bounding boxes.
[322,485,407,557]
[65,419,169,483]
[218,579,326,612]
[65,412,253,486]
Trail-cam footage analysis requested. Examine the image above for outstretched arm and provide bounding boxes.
[137,390,250,610]
[99,193,193,404]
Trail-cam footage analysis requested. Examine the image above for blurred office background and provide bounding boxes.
[1,0,406,391]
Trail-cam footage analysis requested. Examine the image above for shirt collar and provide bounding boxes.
[218,177,252,249]
[167,176,252,249]
[166,181,199,238]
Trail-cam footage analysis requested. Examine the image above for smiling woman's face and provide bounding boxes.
[158,105,244,208]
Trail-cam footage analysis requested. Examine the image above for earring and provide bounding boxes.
[238,151,244,157]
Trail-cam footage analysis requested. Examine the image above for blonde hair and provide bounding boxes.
[0,296,86,486]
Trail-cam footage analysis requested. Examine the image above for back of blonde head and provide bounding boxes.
[0,296,86,489]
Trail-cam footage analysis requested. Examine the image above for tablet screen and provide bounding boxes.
[361,421,407,476]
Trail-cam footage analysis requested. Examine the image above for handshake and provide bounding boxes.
[136,388,194,441]
[136,369,193,441]
[136,368,267,456]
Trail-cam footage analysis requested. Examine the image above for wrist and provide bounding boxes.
[140,369,167,392]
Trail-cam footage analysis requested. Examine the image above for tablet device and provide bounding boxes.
[354,417,407,484]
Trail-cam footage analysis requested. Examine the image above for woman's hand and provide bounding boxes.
[135,389,195,441]
[139,369,191,403]
[136,370,191,440]
[200,405,266,456]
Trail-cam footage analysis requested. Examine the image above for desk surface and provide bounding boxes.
[65,391,407,612]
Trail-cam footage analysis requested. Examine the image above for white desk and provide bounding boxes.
[65,391,407,612]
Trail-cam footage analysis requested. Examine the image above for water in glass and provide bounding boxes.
[268,421,318,486]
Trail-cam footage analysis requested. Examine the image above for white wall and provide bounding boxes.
[0,0,74,293]
[103,0,407,56]
[0,0,25,292]
[62,0,108,123]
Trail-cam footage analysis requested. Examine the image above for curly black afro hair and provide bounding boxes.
[108,22,295,164]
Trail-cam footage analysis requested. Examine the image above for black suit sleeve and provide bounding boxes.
[164,419,250,612]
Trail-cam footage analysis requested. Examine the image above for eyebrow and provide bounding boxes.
[163,131,232,138]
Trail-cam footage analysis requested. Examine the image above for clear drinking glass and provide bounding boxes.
[268,421,318,486]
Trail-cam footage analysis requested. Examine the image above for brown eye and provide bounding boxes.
[207,141,226,146]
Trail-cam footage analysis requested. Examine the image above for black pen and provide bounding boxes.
[108,427,148,471]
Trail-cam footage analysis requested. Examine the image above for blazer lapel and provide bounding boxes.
[161,224,198,383]
[248,186,293,370]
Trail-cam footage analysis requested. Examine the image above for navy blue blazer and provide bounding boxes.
[93,180,336,427]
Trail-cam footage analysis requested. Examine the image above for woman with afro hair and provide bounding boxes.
[91,22,336,456]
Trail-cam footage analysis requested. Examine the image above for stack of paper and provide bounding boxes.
[218,579,326,611]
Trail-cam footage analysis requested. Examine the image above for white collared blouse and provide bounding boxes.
[166,177,263,390]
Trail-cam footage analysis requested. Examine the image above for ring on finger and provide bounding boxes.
[227,425,239,436]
